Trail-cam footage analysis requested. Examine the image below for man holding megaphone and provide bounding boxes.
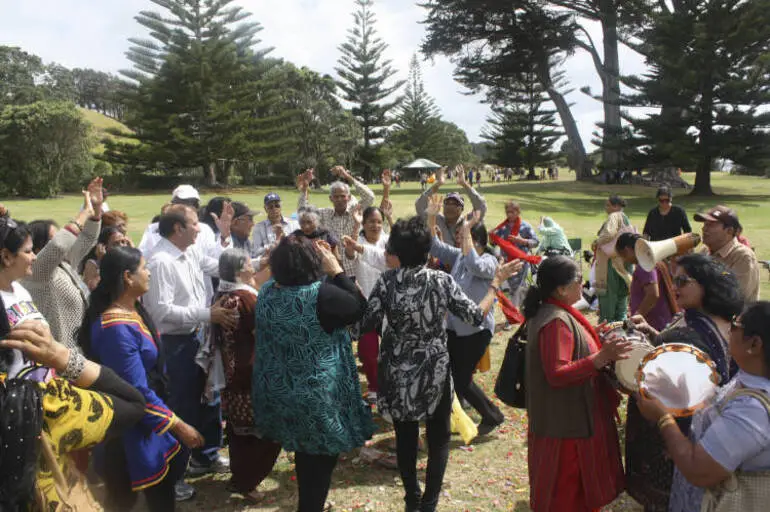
[694,205,760,301]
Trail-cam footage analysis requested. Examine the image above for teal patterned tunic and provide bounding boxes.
[251,280,374,455]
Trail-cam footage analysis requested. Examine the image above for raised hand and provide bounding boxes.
[87,177,104,214]
[297,168,314,191]
[351,203,363,227]
[426,194,443,217]
[314,239,344,276]
[212,201,234,240]
[435,166,446,187]
[381,169,392,188]
[466,210,482,228]
[495,259,524,284]
[456,165,467,187]
[380,198,393,220]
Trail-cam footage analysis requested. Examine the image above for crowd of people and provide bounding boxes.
[0,168,767,512]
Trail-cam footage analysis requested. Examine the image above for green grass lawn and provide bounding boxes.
[3,172,768,511]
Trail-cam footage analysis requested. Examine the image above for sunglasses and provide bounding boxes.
[658,198,671,204]
[0,217,18,244]
[673,275,695,287]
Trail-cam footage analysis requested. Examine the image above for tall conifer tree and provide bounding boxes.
[336,0,404,180]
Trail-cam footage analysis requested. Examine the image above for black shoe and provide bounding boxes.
[476,419,504,437]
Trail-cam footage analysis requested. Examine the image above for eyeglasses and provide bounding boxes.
[673,275,694,287]
[266,202,281,209]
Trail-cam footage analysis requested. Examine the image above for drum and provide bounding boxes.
[599,322,653,393]
[636,343,720,417]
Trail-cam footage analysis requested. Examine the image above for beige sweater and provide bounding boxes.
[22,219,99,350]
[594,211,633,294]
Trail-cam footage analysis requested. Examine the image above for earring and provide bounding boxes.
[747,349,753,355]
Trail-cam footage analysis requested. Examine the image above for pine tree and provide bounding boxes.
[482,73,563,178]
[390,55,441,158]
[109,0,272,183]
[335,0,404,180]
[620,0,770,195]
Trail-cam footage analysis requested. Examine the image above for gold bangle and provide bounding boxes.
[656,413,674,429]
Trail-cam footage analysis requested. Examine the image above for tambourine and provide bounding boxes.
[636,343,720,417]
[599,321,653,393]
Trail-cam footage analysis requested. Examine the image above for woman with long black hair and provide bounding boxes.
[0,215,144,510]
[78,246,203,511]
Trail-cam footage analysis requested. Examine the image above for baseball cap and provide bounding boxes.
[693,205,741,229]
[232,202,258,219]
[264,193,281,204]
[444,192,465,208]
[171,184,200,201]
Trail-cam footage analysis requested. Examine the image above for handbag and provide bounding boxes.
[494,322,527,408]
[701,389,770,512]
[35,432,102,511]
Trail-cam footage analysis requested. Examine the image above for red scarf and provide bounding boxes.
[545,297,601,348]
[496,290,524,325]
[490,217,542,265]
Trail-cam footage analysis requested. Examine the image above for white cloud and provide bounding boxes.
[0,0,647,148]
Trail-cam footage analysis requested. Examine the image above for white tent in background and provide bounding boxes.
[402,158,442,170]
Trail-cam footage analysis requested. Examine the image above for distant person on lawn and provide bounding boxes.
[695,205,760,301]
[642,185,692,242]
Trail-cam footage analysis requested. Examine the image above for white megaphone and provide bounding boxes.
[635,233,701,272]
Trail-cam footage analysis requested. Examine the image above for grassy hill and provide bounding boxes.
[78,107,137,154]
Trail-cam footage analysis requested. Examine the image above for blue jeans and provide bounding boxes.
[162,332,223,471]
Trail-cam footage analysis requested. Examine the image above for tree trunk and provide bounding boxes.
[600,2,622,173]
[545,83,592,179]
[207,162,217,186]
[691,68,714,196]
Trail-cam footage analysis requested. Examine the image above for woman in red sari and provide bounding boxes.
[524,255,632,511]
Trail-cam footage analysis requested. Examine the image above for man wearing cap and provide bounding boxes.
[297,166,375,276]
[695,205,760,301]
[228,201,260,258]
[252,193,300,257]
[415,165,487,246]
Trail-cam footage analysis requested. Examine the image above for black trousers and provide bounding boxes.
[295,451,338,512]
[393,377,452,512]
[447,329,504,426]
[101,437,185,512]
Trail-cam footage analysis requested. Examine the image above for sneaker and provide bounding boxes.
[174,481,196,502]
[186,455,230,476]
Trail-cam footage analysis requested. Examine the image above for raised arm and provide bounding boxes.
[296,168,314,211]
[415,167,446,216]
[339,166,374,209]
[457,167,487,221]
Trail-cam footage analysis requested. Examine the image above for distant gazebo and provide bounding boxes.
[400,158,442,179]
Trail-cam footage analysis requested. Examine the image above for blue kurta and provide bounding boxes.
[90,312,181,490]
[251,280,374,455]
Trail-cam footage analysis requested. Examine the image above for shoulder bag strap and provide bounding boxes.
[720,388,770,417]
[38,433,70,504]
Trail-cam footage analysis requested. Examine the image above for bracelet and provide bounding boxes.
[657,413,676,430]
[59,349,86,381]
[68,219,84,231]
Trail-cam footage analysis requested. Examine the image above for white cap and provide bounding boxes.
[171,184,200,201]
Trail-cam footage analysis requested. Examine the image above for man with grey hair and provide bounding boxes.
[296,166,374,275]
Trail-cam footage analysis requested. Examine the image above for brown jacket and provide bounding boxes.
[526,304,595,438]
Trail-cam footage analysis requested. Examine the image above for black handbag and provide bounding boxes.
[494,322,527,409]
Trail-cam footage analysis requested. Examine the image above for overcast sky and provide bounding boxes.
[0,0,646,147]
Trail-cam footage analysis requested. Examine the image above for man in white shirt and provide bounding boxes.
[251,192,299,257]
[139,185,232,305]
[144,204,238,499]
